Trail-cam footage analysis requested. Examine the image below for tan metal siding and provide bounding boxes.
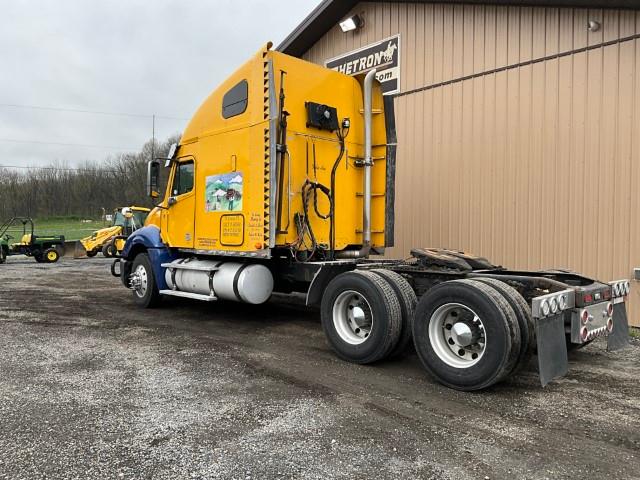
[303,2,640,325]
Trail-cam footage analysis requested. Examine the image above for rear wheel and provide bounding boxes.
[372,269,417,357]
[130,253,161,308]
[321,270,402,364]
[43,248,60,263]
[413,279,521,391]
[473,277,534,373]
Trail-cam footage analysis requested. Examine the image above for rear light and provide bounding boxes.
[581,310,589,324]
[580,326,589,341]
[603,289,611,300]
[607,302,614,316]
[558,294,568,310]
[550,297,559,314]
[541,299,550,316]
[583,293,593,304]
[607,318,614,333]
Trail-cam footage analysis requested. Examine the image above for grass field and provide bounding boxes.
[1,217,108,242]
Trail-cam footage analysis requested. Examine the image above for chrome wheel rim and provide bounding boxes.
[332,290,373,345]
[429,303,486,368]
[131,264,148,298]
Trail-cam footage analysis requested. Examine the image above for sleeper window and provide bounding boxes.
[222,80,248,119]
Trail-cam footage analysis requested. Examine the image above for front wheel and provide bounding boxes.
[102,242,117,258]
[130,253,161,308]
[413,279,521,391]
[0,247,6,264]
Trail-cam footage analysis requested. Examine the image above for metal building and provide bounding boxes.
[279,0,640,326]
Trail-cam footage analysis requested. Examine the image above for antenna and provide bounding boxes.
[151,114,156,162]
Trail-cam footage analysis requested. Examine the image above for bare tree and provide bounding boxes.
[0,134,179,219]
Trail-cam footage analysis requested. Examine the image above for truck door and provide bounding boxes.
[162,158,195,248]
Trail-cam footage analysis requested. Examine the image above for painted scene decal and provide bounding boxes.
[205,172,243,212]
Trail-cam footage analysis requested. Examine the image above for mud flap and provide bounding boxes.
[536,314,568,387]
[607,303,630,351]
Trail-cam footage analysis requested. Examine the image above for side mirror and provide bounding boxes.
[147,160,160,198]
[168,197,177,206]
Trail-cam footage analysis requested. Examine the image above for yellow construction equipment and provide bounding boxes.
[111,43,630,391]
[75,206,150,258]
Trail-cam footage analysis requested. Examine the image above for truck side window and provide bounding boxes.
[172,160,194,196]
[222,80,248,119]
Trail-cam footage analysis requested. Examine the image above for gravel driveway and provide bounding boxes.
[0,257,639,479]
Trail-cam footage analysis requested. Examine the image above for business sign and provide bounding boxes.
[325,35,400,95]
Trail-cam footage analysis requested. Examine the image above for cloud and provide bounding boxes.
[0,0,319,167]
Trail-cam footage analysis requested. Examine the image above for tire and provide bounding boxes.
[412,279,522,391]
[130,252,161,308]
[34,253,45,263]
[43,248,60,263]
[473,277,534,373]
[372,269,417,358]
[102,242,115,258]
[86,250,98,258]
[0,247,6,264]
[106,242,118,257]
[321,270,402,364]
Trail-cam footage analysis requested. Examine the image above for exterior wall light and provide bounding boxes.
[340,14,364,33]
[588,20,601,32]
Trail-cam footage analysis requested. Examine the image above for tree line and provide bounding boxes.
[0,135,178,220]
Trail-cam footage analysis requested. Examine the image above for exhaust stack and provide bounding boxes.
[362,68,376,250]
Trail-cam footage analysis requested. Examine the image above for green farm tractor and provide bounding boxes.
[0,217,65,264]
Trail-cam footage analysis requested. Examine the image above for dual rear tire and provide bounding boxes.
[320,270,416,364]
[322,272,533,391]
[412,279,529,391]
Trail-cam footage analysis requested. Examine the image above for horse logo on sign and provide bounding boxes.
[382,41,397,62]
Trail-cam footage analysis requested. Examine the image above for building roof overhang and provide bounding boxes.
[278,0,640,57]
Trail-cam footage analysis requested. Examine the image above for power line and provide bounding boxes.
[0,102,189,121]
[0,138,137,150]
[0,164,120,173]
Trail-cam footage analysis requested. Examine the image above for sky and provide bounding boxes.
[0,0,320,169]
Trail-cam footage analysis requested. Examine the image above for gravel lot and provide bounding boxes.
[0,257,639,480]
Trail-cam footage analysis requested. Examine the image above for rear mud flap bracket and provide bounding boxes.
[607,303,630,351]
[536,314,568,387]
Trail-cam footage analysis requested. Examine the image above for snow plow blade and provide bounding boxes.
[73,240,88,259]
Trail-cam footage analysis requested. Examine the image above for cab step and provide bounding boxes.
[159,290,218,302]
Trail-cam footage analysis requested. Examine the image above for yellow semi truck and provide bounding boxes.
[113,43,630,391]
